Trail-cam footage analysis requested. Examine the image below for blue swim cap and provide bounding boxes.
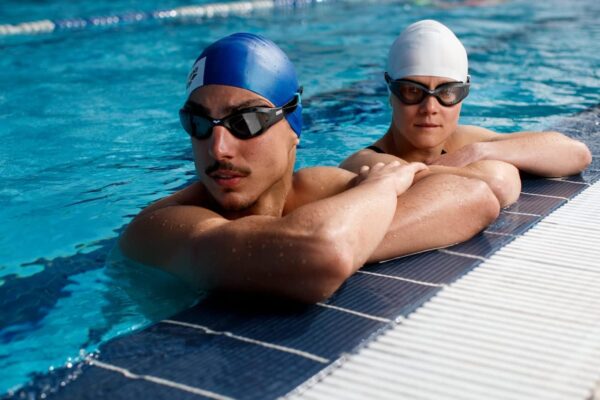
[185,33,303,137]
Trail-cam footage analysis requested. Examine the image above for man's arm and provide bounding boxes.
[435,125,592,177]
[120,162,425,303]
[367,172,500,263]
[340,150,520,207]
[297,165,501,265]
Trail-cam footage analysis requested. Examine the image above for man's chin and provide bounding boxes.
[216,193,256,212]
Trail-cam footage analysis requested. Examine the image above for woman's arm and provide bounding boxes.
[436,125,592,177]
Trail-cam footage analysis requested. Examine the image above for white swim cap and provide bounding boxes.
[387,20,468,82]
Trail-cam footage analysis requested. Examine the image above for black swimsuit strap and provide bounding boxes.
[365,145,385,154]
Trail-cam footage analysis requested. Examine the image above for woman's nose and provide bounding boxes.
[418,95,439,114]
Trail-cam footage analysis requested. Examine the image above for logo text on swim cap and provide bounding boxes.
[186,57,206,95]
[187,66,198,89]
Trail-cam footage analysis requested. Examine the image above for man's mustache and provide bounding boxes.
[205,161,251,176]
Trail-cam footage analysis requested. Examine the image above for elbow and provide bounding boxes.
[547,132,592,176]
[559,140,592,176]
[292,232,355,304]
[574,140,592,173]
[488,163,522,208]
[466,177,501,228]
[467,160,521,208]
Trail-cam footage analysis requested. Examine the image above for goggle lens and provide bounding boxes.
[179,92,300,140]
[385,73,470,107]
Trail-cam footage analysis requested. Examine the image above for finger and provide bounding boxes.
[358,165,370,178]
[406,162,428,172]
[371,162,385,171]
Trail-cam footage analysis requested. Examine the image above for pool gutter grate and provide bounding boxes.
[287,180,600,400]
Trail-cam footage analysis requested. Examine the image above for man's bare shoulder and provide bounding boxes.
[286,166,356,212]
[138,181,213,215]
[119,182,226,267]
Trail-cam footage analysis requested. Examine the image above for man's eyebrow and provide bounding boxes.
[187,99,272,115]
[186,101,210,114]
[228,99,272,112]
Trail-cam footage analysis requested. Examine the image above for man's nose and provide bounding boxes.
[208,125,237,159]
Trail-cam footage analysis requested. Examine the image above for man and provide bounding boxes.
[120,33,500,303]
[341,20,592,207]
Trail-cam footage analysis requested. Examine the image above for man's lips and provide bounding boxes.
[210,170,246,179]
[205,161,251,188]
[208,169,249,187]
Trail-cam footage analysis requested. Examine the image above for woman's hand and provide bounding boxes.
[431,143,484,167]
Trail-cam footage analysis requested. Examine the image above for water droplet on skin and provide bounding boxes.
[179,224,185,228]
[302,259,307,264]
[232,248,237,253]
[279,252,284,257]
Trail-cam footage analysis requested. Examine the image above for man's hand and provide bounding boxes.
[356,161,428,196]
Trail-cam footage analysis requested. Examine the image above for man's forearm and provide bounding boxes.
[367,173,500,263]
[283,177,399,269]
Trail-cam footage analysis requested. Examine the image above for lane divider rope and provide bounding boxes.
[0,0,381,36]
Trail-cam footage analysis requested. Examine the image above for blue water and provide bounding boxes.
[1,0,599,394]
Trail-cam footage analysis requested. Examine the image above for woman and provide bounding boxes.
[340,20,592,207]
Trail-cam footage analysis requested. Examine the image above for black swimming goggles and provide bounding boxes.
[179,91,301,140]
[385,72,470,107]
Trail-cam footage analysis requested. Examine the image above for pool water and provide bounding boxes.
[1,0,599,394]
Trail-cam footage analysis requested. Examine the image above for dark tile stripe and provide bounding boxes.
[520,178,589,198]
[505,192,566,216]
[169,298,384,359]
[322,272,441,319]
[364,251,475,285]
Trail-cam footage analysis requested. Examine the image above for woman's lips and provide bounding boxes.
[414,123,440,128]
